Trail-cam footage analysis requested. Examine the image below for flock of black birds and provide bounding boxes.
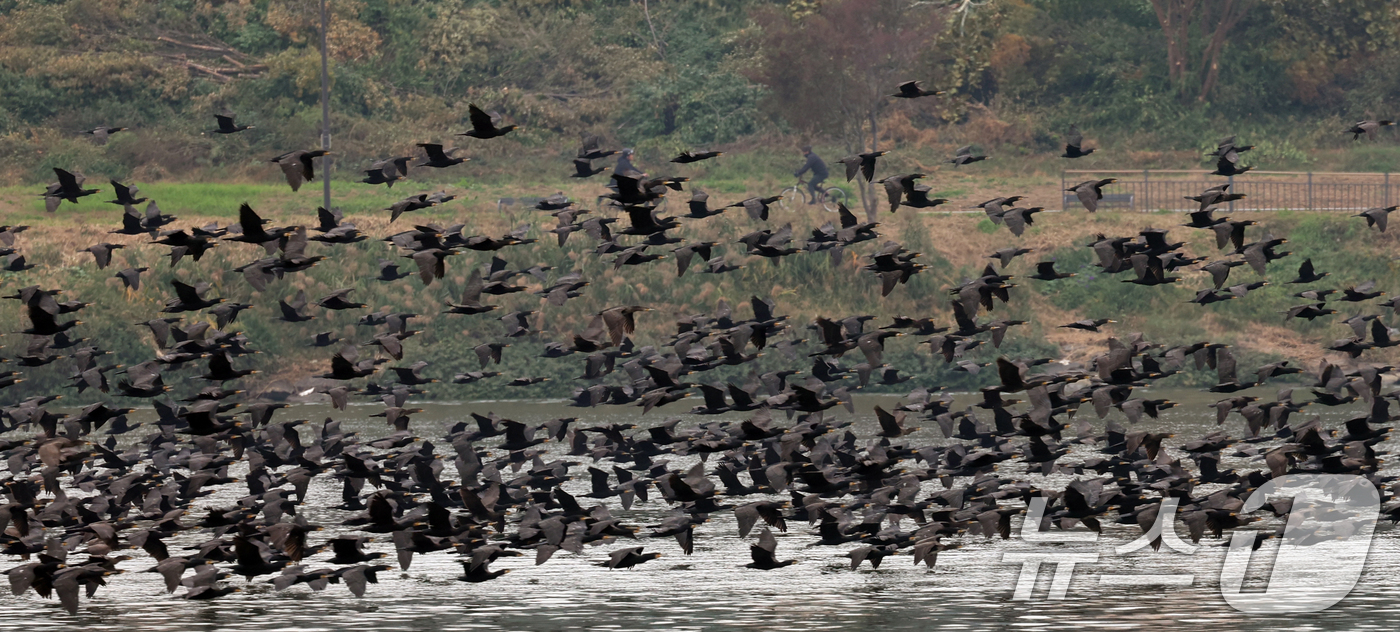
[4,93,1399,615]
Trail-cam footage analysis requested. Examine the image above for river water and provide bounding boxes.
[3,388,1398,631]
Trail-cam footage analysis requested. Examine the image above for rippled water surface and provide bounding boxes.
[4,390,1398,631]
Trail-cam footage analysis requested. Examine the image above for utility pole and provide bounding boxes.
[319,0,331,210]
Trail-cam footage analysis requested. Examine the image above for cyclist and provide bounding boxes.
[793,145,828,205]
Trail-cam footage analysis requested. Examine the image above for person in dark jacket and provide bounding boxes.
[615,148,643,176]
[793,145,828,205]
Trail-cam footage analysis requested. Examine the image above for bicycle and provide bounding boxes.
[778,179,847,213]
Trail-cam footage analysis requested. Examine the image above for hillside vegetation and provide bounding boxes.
[2,0,1400,404]
[2,179,1398,404]
[0,0,1398,187]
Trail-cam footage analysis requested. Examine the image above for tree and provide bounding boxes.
[264,0,382,61]
[752,0,949,215]
[1148,0,1256,103]
[1263,0,1400,109]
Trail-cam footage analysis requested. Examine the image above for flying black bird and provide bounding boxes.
[1061,124,1095,158]
[989,247,1032,269]
[746,529,796,570]
[444,269,496,315]
[977,196,1023,225]
[377,259,413,282]
[890,81,943,98]
[1185,184,1245,212]
[226,202,287,247]
[459,104,517,139]
[1356,206,1398,232]
[362,157,411,187]
[671,150,723,164]
[578,135,618,160]
[408,249,457,286]
[682,190,726,219]
[80,243,125,269]
[948,146,988,166]
[1002,207,1044,237]
[836,151,886,182]
[317,288,366,311]
[163,280,224,313]
[1210,220,1256,251]
[387,193,438,223]
[43,168,101,212]
[1200,259,1245,289]
[604,546,662,569]
[116,361,168,397]
[728,196,783,222]
[417,143,468,169]
[114,266,148,291]
[1066,178,1117,212]
[1190,289,1235,305]
[1211,135,1254,162]
[108,180,146,206]
[80,125,127,144]
[1212,153,1252,177]
[209,114,254,134]
[1029,261,1074,281]
[1345,120,1394,140]
[571,159,607,178]
[1288,258,1328,284]
[278,290,314,323]
[201,351,257,382]
[270,149,330,192]
[1060,319,1115,332]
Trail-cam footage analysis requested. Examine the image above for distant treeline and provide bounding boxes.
[1,0,1398,183]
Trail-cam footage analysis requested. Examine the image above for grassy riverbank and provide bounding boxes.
[0,178,1396,404]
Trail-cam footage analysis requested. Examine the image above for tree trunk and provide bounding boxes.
[1148,0,1200,101]
[638,0,666,62]
[860,106,878,219]
[1195,0,1254,102]
[1150,0,1254,103]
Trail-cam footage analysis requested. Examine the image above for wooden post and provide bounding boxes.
[1060,171,1066,211]
[1142,169,1149,212]
[1306,172,1313,211]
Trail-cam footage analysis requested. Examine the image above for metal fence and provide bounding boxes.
[1061,170,1395,213]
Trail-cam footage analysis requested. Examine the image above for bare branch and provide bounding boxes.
[636,0,667,62]
[154,35,245,57]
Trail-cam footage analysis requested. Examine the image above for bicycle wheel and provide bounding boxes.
[777,186,803,211]
[822,187,847,213]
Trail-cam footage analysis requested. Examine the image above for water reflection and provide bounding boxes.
[3,389,1398,630]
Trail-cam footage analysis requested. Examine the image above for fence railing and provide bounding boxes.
[1060,170,1395,213]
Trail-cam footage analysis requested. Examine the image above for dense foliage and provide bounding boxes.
[0,0,1397,183]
